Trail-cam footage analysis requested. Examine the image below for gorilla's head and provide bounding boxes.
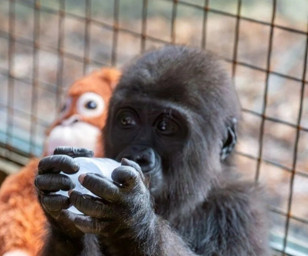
[104,46,241,212]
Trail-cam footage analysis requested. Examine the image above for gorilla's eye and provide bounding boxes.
[85,100,97,110]
[118,112,137,128]
[156,118,179,136]
[121,116,136,126]
[157,120,168,131]
[76,92,105,118]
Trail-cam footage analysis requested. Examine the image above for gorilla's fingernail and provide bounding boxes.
[68,189,73,196]
[121,158,130,165]
[72,163,80,172]
[78,174,86,183]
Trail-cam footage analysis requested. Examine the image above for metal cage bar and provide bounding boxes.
[255,0,276,181]
[0,0,307,255]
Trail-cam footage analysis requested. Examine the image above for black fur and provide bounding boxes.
[36,46,269,256]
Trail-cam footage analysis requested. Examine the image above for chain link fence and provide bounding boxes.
[0,0,307,255]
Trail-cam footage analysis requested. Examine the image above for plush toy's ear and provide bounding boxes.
[99,68,121,90]
[220,118,237,160]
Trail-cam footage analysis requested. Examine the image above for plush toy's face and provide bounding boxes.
[44,68,120,157]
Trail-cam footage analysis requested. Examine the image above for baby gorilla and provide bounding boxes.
[35,46,269,256]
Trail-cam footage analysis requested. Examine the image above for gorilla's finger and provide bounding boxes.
[79,173,120,202]
[40,194,70,212]
[111,166,142,189]
[121,158,144,179]
[69,191,114,219]
[73,215,109,234]
[54,147,94,158]
[38,155,79,174]
[121,158,142,172]
[35,174,75,192]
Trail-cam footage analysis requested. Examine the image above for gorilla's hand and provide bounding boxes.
[69,158,156,251]
[35,147,94,238]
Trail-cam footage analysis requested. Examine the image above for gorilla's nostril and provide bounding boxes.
[137,158,148,166]
[135,156,155,172]
[136,157,150,167]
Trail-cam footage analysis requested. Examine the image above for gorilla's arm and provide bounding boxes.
[40,226,84,256]
[35,148,95,256]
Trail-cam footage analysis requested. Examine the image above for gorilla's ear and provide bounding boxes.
[220,118,237,160]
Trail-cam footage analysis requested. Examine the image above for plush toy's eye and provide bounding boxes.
[85,100,97,110]
[77,92,105,117]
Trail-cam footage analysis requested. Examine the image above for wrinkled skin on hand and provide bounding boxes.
[36,147,157,255]
[35,147,95,254]
[70,158,157,254]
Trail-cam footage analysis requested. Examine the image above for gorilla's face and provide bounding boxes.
[105,98,189,193]
[104,46,240,204]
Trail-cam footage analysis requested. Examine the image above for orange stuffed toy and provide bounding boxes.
[0,67,121,256]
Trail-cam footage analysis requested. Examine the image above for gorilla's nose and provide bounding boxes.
[123,146,156,173]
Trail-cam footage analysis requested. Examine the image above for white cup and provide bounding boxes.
[56,157,121,214]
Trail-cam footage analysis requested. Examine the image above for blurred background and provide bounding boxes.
[0,0,307,255]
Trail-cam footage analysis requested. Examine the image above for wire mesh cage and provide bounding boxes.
[0,0,307,255]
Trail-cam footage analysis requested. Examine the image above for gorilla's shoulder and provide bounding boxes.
[204,181,267,209]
